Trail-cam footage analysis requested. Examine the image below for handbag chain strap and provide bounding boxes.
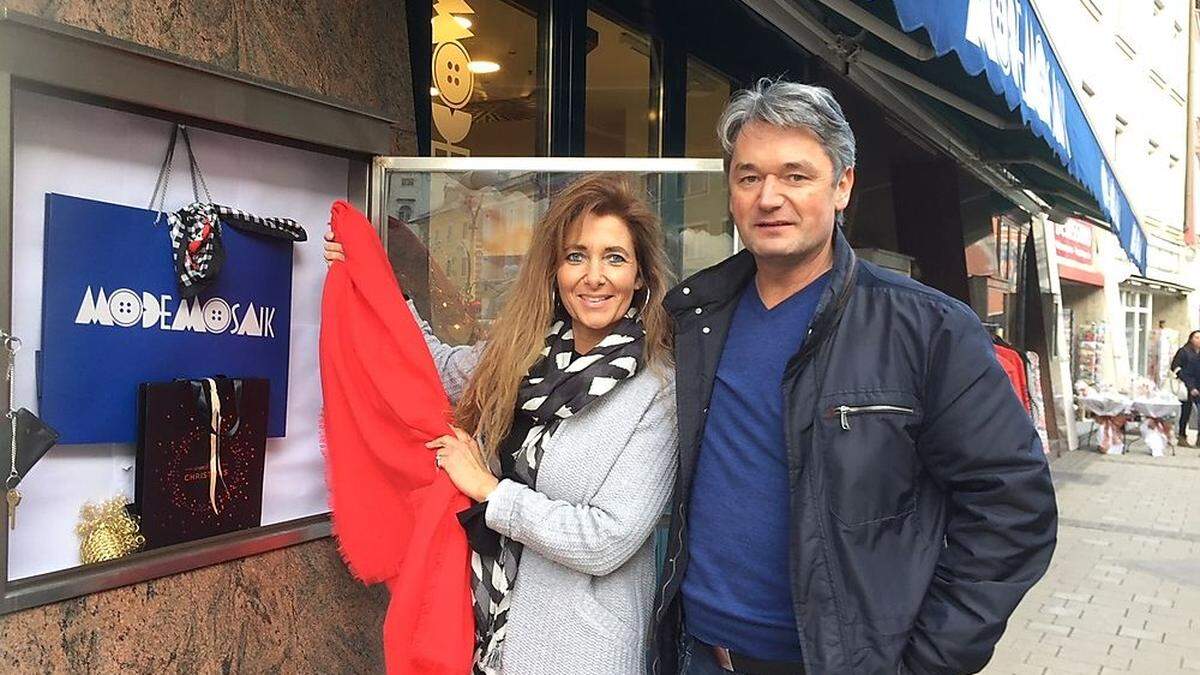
[148,125,214,224]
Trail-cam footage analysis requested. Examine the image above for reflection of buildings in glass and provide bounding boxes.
[477,188,538,320]
[419,172,546,338]
[430,185,483,299]
[680,173,731,277]
[388,173,430,240]
[391,168,735,342]
[963,212,1027,324]
[681,223,733,278]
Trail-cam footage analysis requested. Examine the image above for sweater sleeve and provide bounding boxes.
[483,382,678,576]
[407,299,483,404]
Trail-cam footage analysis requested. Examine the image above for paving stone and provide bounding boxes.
[987,449,1200,674]
[1118,624,1165,642]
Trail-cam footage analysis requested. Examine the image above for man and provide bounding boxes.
[650,78,1058,675]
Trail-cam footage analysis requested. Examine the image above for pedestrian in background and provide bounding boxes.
[1170,330,1200,446]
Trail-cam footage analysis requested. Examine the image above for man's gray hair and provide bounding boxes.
[717,78,857,179]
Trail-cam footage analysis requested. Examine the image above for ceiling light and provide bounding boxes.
[454,16,472,29]
[468,60,501,74]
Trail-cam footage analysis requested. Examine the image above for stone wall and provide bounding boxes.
[6,0,418,152]
[1,540,388,672]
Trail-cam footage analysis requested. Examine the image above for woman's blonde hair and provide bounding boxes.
[455,173,674,459]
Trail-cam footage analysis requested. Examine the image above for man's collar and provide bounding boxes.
[665,226,856,317]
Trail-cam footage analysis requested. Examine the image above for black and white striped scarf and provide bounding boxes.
[470,303,645,673]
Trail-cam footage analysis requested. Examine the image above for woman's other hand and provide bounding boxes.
[324,226,346,265]
[426,426,499,502]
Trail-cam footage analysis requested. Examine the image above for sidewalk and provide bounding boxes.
[983,435,1200,674]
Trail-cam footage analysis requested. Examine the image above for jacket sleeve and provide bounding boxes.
[407,299,482,404]
[483,382,678,576]
[902,303,1058,675]
[1170,348,1185,374]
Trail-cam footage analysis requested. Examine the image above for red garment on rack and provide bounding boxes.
[320,200,473,674]
[993,343,1032,413]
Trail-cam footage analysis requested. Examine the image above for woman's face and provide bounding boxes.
[1190,332,1200,349]
[556,212,642,348]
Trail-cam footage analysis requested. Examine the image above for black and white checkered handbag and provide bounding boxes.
[149,125,308,297]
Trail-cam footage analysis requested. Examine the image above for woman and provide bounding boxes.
[325,174,677,674]
[1171,330,1200,446]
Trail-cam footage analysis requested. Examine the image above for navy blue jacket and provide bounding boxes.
[650,228,1058,675]
[1171,346,1200,393]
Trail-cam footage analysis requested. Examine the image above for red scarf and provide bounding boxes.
[320,200,473,674]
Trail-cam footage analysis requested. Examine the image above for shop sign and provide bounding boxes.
[431,0,476,156]
[1054,219,1093,266]
[39,194,293,444]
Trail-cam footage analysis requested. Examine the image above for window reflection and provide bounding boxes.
[685,58,731,159]
[385,169,731,345]
[584,11,659,156]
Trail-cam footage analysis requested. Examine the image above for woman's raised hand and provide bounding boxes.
[324,226,346,265]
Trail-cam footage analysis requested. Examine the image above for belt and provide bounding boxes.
[701,640,806,675]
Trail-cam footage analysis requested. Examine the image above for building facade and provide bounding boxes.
[1037,0,1199,390]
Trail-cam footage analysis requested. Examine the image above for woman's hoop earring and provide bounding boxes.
[638,287,651,317]
[550,287,557,310]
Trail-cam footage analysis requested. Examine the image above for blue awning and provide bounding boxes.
[875,0,1147,274]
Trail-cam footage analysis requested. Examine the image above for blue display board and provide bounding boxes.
[39,194,293,444]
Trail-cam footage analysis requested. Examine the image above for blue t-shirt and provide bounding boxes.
[681,272,830,660]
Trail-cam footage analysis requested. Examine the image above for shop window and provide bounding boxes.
[967,212,1026,333]
[584,11,660,157]
[1122,289,1153,378]
[430,0,541,156]
[685,58,732,159]
[382,163,728,346]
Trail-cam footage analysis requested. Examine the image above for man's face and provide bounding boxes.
[727,121,854,266]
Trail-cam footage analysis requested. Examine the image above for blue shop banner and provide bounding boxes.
[40,194,293,444]
[878,0,1148,274]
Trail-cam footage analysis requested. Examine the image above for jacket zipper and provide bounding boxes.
[830,404,915,431]
[651,501,685,675]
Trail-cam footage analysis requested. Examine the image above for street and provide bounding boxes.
[984,438,1200,674]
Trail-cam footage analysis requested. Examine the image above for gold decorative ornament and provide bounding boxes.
[76,497,146,564]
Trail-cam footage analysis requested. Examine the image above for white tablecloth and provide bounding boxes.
[1131,399,1179,457]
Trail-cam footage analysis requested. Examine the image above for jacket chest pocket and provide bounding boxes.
[819,392,921,527]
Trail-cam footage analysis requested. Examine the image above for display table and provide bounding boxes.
[1130,399,1179,457]
[1078,394,1178,457]
[1079,394,1132,455]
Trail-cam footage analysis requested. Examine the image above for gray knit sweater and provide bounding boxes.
[413,303,678,674]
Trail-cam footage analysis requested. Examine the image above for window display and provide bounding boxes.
[8,88,346,582]
[1075,321,1106,385]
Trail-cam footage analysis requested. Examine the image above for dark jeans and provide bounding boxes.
[1181,396,1198,436]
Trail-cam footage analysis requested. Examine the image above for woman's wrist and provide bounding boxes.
[472,475,500,502]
